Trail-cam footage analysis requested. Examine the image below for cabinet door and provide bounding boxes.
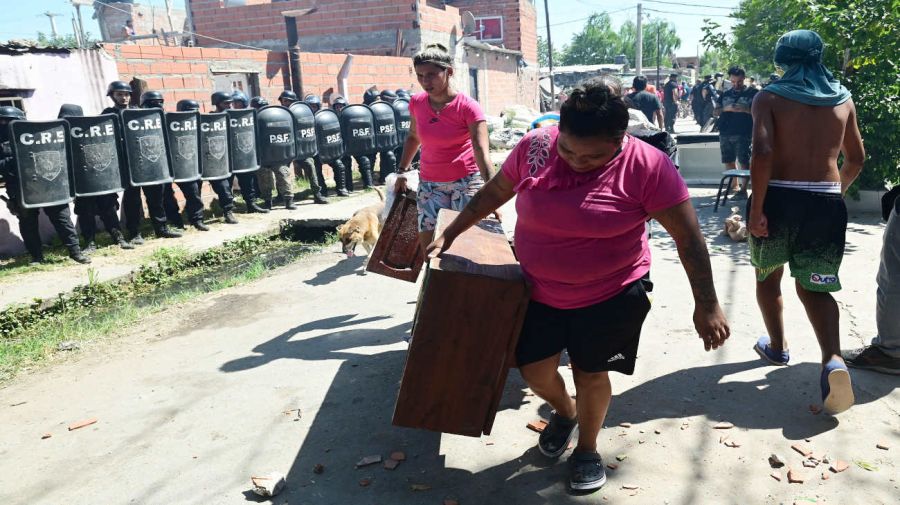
[366,192,426,282]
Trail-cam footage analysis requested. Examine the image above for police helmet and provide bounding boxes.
[714,72,724,78]
[107,80,132,96]
[303,94,322,112]
[211,91,234,108]
[331,95,348,112]
[140,91,165,108]
[232,90,249,107]
[249,96,269,109]
[769,73,779,81]
[176,99,200,112]
[396,89,411,100]
[379,90,398,103]
[278,90,298,103]
[0,106,25,120]
[363,88,379,105]
[57,104,84,118]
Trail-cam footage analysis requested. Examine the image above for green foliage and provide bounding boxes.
[549,14,681,69]
[703,0,900,188]
[560,13,621,65]
[537,35,564,68]
[34,31,98,48]
[616,19,682,69]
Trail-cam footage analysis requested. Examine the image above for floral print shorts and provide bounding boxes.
[416,172,484,232]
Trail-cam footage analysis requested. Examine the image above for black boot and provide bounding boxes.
[68,246,91,264]
[262,199,272,210]
[284,195,297,210]
[247,201,269,213]
[313,192,330,205]
[155,225,183,239]
[333,164,350,197]
[224,210,239,224]
[192,221,210,231]
[361,167,374,189]
[129,231,145,246]
[110,229,134,250]
[83,241,97,254]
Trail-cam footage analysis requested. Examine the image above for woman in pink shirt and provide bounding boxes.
[427,80,730,491]
[394,44,495,247]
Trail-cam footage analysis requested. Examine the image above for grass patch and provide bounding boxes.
[0,229,337,382]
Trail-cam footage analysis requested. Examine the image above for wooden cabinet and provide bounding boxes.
[366,192,426,282]
[392,209,530,437]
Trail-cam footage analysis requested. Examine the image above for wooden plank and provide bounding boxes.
[393,209,530,437]
[366,192,425,282]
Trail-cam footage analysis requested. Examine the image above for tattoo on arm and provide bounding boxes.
[678,234,719,306]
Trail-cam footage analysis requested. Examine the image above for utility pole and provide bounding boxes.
[71,0,93,47]
[183,0,196,46]
[635,3,643,77]
[543,0,555,109]
[42,12,63,38]
[656,24,661,87]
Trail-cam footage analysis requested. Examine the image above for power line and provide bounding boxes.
[538,6,636,29]
[642,0,736,10]
[644,8,734,18]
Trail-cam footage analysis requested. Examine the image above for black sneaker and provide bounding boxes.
[568,451,607,491]
[842,346,900,375]
[538,411,577,458]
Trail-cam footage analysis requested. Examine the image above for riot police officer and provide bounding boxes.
[227,90,269,214]
[282,90,329,204]
[373,90,399,183]
[59,103,133,251]
[159,99,210,231]
[254,94,296,210]
[206,91,240,224]
[0,106,90,264]
[396,89,411,101]
[306,93,349,197]
[334,95,375,191]
[105,82,181,243]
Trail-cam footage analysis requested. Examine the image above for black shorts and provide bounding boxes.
[516,277,652,374]
[719,134,751,165]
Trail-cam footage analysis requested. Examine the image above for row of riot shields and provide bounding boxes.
[6,99,411,209]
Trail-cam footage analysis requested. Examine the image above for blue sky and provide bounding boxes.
[3,0,741,58]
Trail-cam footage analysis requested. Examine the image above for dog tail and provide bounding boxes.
[372,187,385,201]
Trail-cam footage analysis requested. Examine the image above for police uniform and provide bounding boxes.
[0,106,89,264]
[105,82,181,243]
[393,89,420,169]
[58,103,133,251]
[206,91,239,224]
[372,90,398,184]
[283,91,330,203]
[163,99,209,231]
[230,91,269,214]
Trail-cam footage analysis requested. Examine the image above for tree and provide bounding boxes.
[560,13,620,65]
[32,31,98,48]
[537,35,564,68]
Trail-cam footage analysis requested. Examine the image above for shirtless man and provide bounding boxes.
[748,30,864,415]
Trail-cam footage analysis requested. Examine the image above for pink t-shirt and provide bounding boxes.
[502,126,690,309]
[409,92,486,183]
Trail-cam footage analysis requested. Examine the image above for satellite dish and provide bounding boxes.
[461,11,477,37]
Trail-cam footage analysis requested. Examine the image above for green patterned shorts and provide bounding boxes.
[748,186,847,292]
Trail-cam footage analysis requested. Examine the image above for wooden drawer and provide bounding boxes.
[366,192,426,282]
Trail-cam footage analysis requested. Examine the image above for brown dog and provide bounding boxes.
[338,188,385,258]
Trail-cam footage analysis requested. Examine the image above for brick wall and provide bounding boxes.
[449,0,538,64]
[104,43,418,111]
[188,0,417,55]
[465,48,539,116]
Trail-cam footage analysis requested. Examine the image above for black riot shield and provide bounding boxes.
[120,108,173,186]
[370,102,399,150]
[314,109,345,162]
[226,108,258,173]
[256,106,296,166]
[339,104,376,157]
[9,120,74,209]
[198,113,231,181]
[65,114,124,197]
[164,111,201,183]
[392,98,411,144]
[288,102,318,159]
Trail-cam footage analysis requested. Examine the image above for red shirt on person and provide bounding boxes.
[409,92,485,183]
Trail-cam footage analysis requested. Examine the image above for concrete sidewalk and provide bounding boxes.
[0,190,382,311]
